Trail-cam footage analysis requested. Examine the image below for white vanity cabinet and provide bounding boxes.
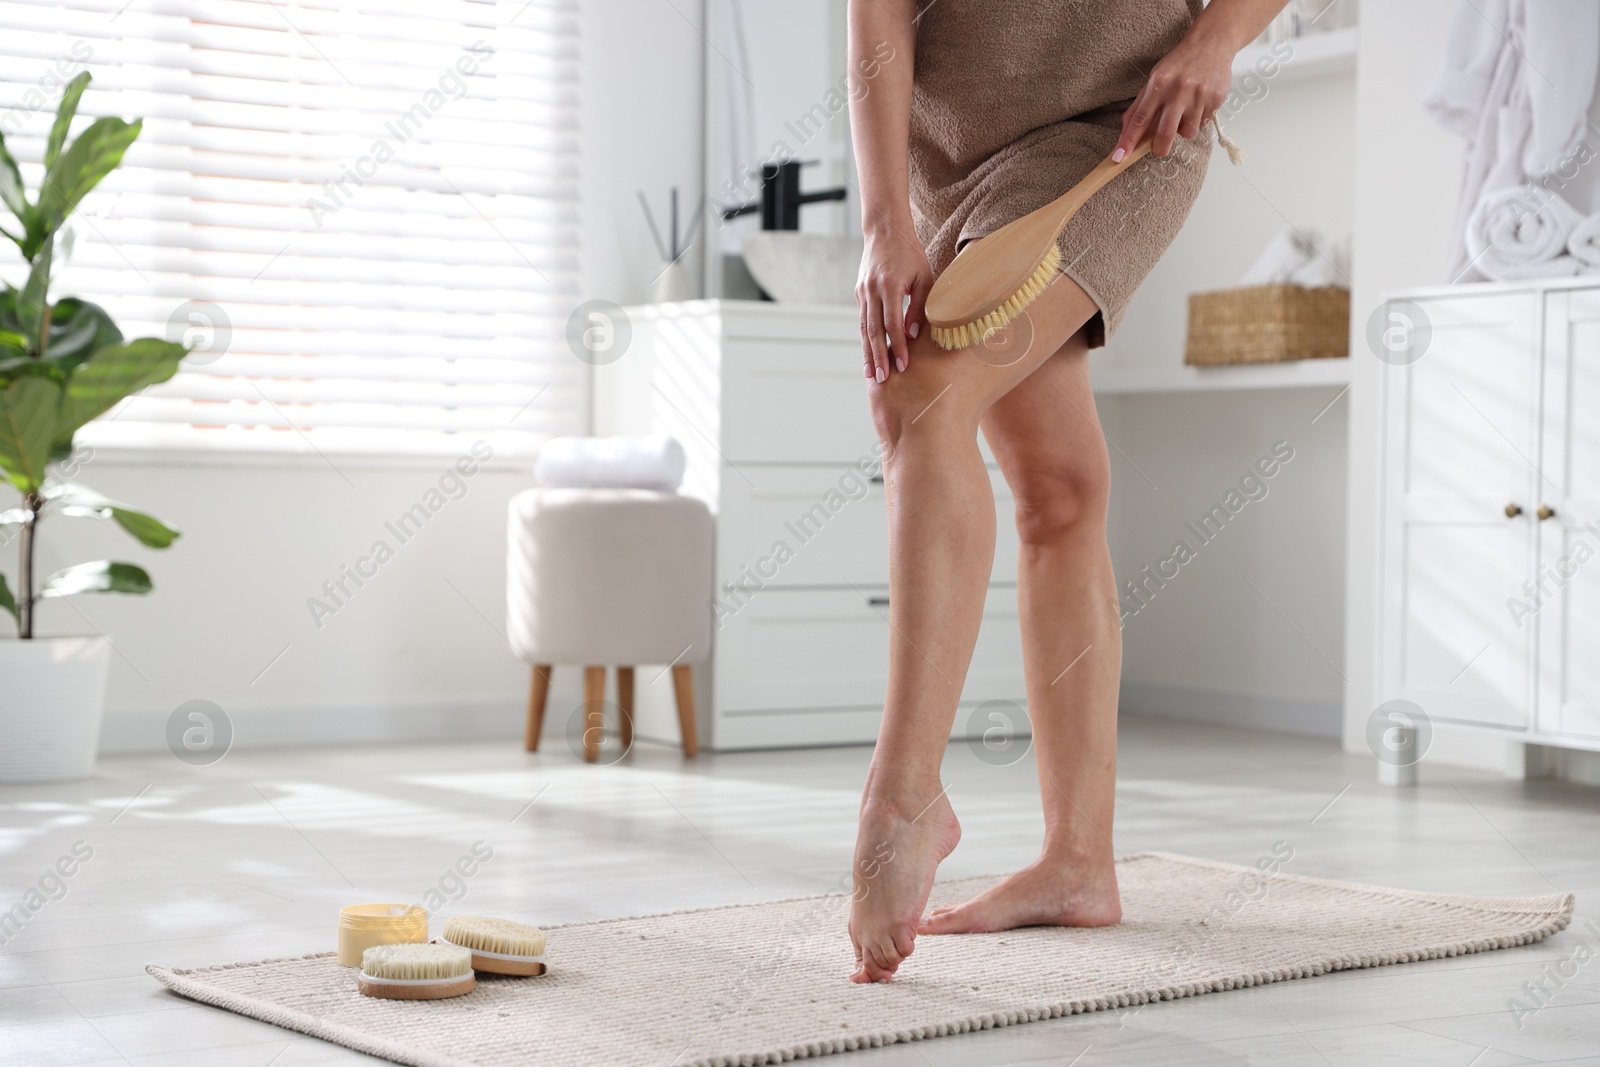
[1378,280,1600,750]
[1537,288,1600,741]
[600,301,1025,750]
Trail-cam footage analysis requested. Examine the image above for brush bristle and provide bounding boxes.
[930,244,1063,351]
[361,943,472,980]
[443,915,546,958]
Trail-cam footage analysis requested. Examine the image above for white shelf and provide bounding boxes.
[1232,27,1358,85]
[1091,359,1350,395]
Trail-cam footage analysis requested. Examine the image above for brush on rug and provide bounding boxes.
[147,852,1574,1067]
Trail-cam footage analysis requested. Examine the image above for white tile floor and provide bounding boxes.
[2,716,1597,1067]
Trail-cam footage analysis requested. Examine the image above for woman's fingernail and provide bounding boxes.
[876,366,887,383]
[896,357,907,373]
[865,364,873,379]
[907,321,919,339]
[1112,147,1126,163]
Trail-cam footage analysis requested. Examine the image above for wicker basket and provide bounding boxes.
[1184,284,1350,366]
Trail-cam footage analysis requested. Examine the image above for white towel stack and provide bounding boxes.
[1567,213,1600,274]
[533,435,687,493]
[1464,185,1585,280]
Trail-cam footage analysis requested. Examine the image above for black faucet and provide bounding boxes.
[722,161,848,231]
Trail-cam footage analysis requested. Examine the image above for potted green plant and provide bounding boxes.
[0,73,186,782]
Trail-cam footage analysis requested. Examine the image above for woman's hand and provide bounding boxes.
[1113,36,1233,161]
[856,219,932,382]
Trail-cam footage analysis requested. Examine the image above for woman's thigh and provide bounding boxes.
[869,265,1100,439]
[978,330,1114,538]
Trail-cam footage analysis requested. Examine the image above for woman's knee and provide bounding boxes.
[1008,452,1111,544]
[867,357,979,454]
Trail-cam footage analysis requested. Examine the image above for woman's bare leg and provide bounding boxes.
[849,271,1099,983]
[919,329,1123,935]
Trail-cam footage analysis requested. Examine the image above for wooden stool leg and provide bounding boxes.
[524,665,552,752]
[582,666,606,763]
[671,664,698,758]
[616,666,635,753]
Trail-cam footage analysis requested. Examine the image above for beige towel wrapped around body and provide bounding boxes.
[909,0,1210,348]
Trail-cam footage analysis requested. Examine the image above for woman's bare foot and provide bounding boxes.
[847,789,961,983]
[918,853,1121,935]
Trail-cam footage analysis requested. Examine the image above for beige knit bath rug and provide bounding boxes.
[147,852,1573,1067]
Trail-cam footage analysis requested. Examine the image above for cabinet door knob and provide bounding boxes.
[1504,502,1523,518]
[1537,504,1557,521]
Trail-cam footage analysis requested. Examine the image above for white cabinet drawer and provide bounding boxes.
[722,339,875,463]
[719,340,1003,465]
[717,465,1019,588]
[713,586,1025,726]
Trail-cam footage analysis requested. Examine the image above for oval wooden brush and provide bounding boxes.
[926,141,1153,350]
[440,915,547,976]
[358,943,475,1000]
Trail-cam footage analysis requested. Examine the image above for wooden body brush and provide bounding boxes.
[925,141,1153,350]
[358,943,475,1000]
[440,915,547,976]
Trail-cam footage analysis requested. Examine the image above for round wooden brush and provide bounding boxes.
[926,141,1153,350]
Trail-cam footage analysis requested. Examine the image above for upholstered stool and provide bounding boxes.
[506,488,712,759]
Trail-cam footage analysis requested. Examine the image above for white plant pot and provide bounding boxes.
[0,637,112,783]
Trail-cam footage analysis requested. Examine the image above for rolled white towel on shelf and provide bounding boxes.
[1465,185,1582,280]
[1239,228,1350,288]
[533,435,687,493]
[1567,212,1600,273]
[1240,229,1317,286]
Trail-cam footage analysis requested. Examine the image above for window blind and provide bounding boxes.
[0,0,581,458]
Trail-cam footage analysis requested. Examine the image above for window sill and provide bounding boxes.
[75,444,537,474]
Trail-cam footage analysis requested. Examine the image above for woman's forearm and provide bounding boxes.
[847,0,918,237]
[1114,0,1289,158]
[1183,0,1291,56]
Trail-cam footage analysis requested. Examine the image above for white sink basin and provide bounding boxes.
[740,232,862,305]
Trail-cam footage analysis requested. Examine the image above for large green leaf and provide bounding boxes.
[0,131,25,225]
[39,560,152,598]
[35,117,141,237]
[45,73,91,171]
[44,482,180,548]
[0,572,15,623]
[53,337,183,445]
[0,375,60,492]
[0,335,30,376]
[45,297,121,370]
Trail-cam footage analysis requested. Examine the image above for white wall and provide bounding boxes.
[1100,69,1358,736]
[1342,0,1468,758]
[2,1,708,755]
[28,456,539,750]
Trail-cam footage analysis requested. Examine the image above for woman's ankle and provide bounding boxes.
[860,765,945,817]
[1036,837,1115,874]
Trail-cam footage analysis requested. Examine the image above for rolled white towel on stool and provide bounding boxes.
[1465,185,1582,280]
[1567,212,1600,273]
[534,435,687,492]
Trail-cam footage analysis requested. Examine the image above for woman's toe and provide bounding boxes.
[919,903,970,934]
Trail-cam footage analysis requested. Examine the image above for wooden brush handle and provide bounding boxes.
[1045,141,1154,227]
